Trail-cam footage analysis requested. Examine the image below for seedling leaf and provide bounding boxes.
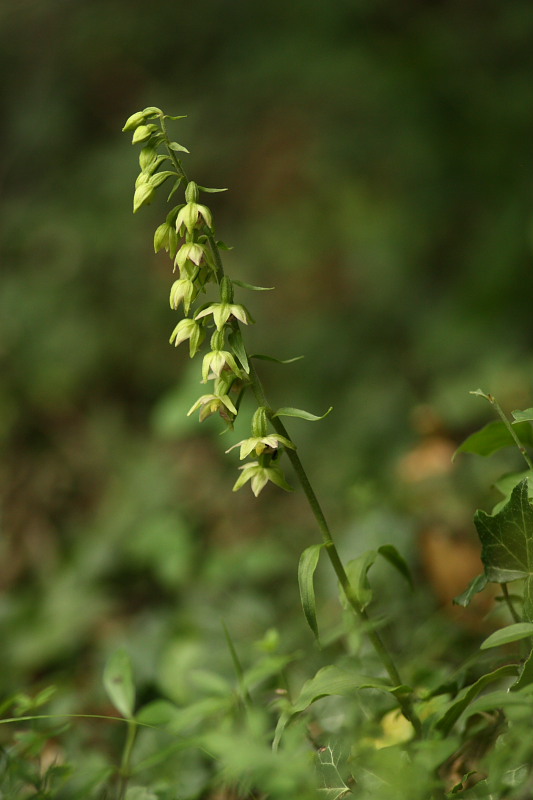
[298,544,324,642]
[103,650,135,718]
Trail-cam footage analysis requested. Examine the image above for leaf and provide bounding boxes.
[251,353,304,365]
[480,622,533,650]
[291,665,410,716]
[136,700,181,726]
[227,328,249,373]
[167,178,185,202]
[346,551,377,610]
[103,650,135,718]
[512,408,533,423]
[168,141,190,153]
[510,646,533,691]
[231,279,274,291]
[197,185,228,193]
[454,420,533,460]
[453,573,488,607]
[377,545,414,590]
[273,406,333,422]
[475,480,533,618]
[298,544,324,642]
[434,665,518,735]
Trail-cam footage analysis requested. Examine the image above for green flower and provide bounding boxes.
[169,318,205,357]
[202,349,241,382]
[188,392,238,423]
[169,278,197,314]
[195,301,253,331]
[232,461,293,497]
[175,202,212,235]
[226,434,295,460]
[175,241,206,270]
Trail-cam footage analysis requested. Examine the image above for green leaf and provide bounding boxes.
[167,178,185,202]
[168,141,190,153]
[377,545,414,590]
[164,113,187,121]
[346,551,377,610]
[103,650,135,718]
[273,406,333,422]
[227,328,249,373]
[480,622,533,650]
[197,185,228,193]
[231,279,274,291]
[298,544,324,642]
[512,408,533,423]
[453,573,488,607]
[475,480,533,618]
[251,353,304,365]
[454,420,533,460]
[510,646,533,691]
[434,665,518,735]
[292,665,410,715]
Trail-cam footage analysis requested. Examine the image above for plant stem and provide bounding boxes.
[501,583,521,624]
[161,116,421,735]
[117,720,138,800]
[485,393,533,471]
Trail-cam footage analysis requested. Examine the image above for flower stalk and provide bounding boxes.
[123,107,422,736]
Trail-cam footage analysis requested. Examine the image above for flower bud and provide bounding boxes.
[185,181,200,203]
[252,407,269,439]
[220,276,234,304]
[154,222,171,253]
[122,111,145,132]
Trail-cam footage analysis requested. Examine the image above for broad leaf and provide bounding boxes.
[298,544,324,642]
[103,650,135,718]
[377,545,414,589]
[475,480,533,619]
[453,573,488,607]
[273,406,332,422]
[435,664,518,735]
[512,408,533,423]
[480,622,533,650]
[454,420,533,460]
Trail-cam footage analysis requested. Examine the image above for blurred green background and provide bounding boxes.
[2,0,533,729]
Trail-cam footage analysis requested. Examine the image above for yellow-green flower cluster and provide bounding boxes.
[124,108,294,495]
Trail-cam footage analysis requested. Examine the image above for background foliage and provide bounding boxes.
[2,0,533,793]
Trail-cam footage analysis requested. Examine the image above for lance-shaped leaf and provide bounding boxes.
[453,573,488,608]
[298,544,324,642]
[454,420,533,460]
[345,551,378,611]
[273,406,333,422]
[231,279,274,291]
[510,646,533,692]
[377,545,414,590]
[251,354,304,365]
[475,480,533,619]
[480,622,533,650]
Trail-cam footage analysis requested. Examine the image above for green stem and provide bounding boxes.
[117,719,138,800]
[158,119,421,735]
[485,393,533,471]
[501,583,521,624]
[246,359,422,736]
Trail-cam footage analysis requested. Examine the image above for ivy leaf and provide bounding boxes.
[273,406,332,422]
[475,480,533,619]
[298,544,324,643]
[454,420,533,460]
[103,650,135,719]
